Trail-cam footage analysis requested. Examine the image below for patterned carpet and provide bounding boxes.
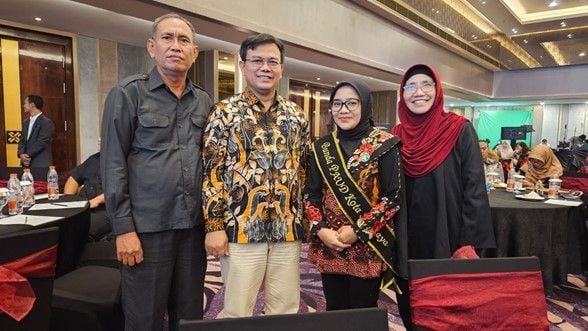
[203,244,588,330]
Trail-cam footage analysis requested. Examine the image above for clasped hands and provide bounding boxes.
[19,154,31,167]
[317,225,357,252]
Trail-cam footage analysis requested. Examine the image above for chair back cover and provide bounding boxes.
[408,257,549,331]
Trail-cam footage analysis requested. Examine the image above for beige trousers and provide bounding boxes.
[220,241,301,317]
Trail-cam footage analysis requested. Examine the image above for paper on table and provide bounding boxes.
[544,199,583,207]
[1,214,63,226]
[28,200,88,210]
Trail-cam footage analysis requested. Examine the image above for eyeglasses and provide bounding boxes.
[330,98,360,113]
[403,82,435,93]
[244,58,282,69]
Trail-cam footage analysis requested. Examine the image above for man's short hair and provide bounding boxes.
[152,13,197,44]
[580,134,586,140]
[27,95,44,110]
[239,33,285,63]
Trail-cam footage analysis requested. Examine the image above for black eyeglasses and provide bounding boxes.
[330,98,360,113]
[403,82,435,93]
[244,58,281,68]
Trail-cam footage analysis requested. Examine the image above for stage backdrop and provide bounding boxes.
[477,110,532,147]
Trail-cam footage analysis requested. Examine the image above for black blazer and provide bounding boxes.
[17,114,55,167]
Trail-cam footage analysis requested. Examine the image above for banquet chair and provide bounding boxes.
[408,257,549,331]
[179,307,389,331]
[0,227,59,331]
[51,265,123,331]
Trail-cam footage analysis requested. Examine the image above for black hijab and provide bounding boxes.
[329,80,373,155]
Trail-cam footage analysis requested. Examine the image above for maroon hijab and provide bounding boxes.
[392,64,467,177]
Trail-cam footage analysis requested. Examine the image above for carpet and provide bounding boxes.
[203,244,588,330]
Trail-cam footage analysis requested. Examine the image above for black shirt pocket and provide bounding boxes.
[137,114,171,148]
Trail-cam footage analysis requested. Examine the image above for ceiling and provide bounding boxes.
[0,0,587,107]
[373,0,588,70]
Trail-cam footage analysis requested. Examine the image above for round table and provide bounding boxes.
[0,195,90,277]
[486,189,587,294]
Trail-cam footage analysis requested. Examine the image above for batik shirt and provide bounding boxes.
[202,87,310,243]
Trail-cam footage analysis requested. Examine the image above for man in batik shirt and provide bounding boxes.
[202,33,310,317]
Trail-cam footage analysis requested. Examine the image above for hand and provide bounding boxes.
[20,154,31,166]
[337,225,358,245]
[205,230,229,258]
[116,232,143,266]
[522,179,533,188]
[317,228,351,252]
[89,197,101,208]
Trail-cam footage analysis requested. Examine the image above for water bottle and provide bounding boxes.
[47,166,59,200]
[7,173,22,215]
[21,168,35,207]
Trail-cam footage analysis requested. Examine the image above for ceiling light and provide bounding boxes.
[472,34,478,39]
[540,102,545,105]
[222,56,228,60]
[316,77,320,81]
[548,1,558,8]
[336,81,339,84]
[511,28,518,33]
[560,21,567,27]
[568,33,573,38]
[34,17,42,22]
[580,52,586,57]
[523,39,528,44]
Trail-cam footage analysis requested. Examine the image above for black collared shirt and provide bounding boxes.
[101,67,212,235]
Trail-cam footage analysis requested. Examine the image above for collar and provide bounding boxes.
[148,67,195,97]
[242,87,280,111]
[30,112,42,121]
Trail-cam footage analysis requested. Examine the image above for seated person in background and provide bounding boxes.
[570,134,586,150]
[494,140,514,160]
[520,144,563,188]
[479,140,504,182]
[513,142,529,172]
[64,151,111,241]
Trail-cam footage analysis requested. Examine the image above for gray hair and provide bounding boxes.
[152,13,197,44]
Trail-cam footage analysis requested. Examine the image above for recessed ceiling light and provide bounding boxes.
[568,33,573,38]
[472,34,478,39]
[560,21,567,27]
[511,28,518,33]
[34,17,42,22]
[580,52,586,57]
[540,101,545,105]
[222,56,228,60]
[549,1,558,8]
[316,77,320,81]
[336,81,339,84]
[523,39,528,44]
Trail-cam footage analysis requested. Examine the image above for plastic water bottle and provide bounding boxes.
[21,168,35,207]
[47,166,59,200]
[7,173,22,215]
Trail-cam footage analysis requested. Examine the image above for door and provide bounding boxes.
[0,25,76,186]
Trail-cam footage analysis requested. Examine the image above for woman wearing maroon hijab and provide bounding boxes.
[392,64,495,329]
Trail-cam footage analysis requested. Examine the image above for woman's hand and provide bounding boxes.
[337,225,358,245]
[317,228,351,252]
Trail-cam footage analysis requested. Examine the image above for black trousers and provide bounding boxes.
[121,225,207,331]
[320,273,382,311]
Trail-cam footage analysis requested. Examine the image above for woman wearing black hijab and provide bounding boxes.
[303,81,405,310]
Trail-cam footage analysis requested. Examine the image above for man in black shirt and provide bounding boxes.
[64,152,110,241]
